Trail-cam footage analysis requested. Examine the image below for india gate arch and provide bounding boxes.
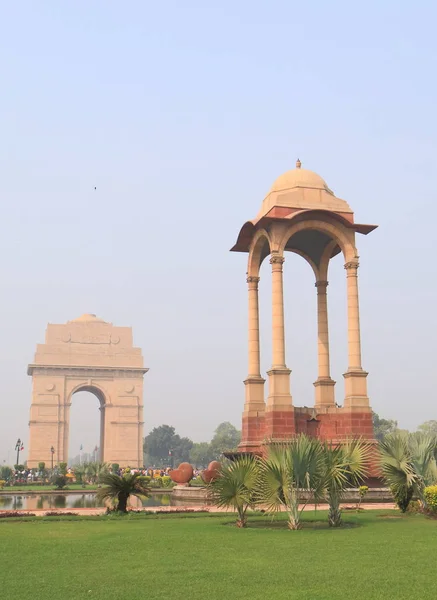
[27,314,148,468]
[231,160,378,452]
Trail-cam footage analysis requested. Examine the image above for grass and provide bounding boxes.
[0,510,435,600]
[0,483,97,492]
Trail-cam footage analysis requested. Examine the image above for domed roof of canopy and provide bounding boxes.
[231,159,378,254]
[68,313,108,324]
[256,159,352,220]
[269,162,333,194]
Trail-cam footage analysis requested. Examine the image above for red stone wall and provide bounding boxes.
[240,407,375,451]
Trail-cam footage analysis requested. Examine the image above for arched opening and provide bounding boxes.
[276,221,349,407]
[258,251,272,378]
[282,250,317,406]
[68,387,105,466]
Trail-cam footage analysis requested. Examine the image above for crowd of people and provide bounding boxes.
[1,464,203,485]
[113,467,203,479]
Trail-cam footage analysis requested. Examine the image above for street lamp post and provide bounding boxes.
[15,439,21,466]
[50,446,55,471]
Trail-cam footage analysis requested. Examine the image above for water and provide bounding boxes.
[0,492,173,511]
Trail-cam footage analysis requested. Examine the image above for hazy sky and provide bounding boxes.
[1,1,436,463]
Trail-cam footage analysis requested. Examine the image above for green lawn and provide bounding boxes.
[0,483,97,492]
[0,510,435,600]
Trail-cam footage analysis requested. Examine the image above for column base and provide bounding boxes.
[264,406,296,440]
[266,367,292,406]
[240,412,266,450]
[314,377,336,407]
[343,369,369,408]
[265,367,294,440]
[315,405,374,440]
[240,376,266,450]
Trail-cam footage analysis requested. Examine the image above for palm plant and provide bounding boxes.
[409,433,437,492]
[379,433,418,512]
[256,435,324,530]
[84,461,110,485]
[96,472,150,513]
[73,464,85,484]
[321,439,371,527]
[207,456,259,527]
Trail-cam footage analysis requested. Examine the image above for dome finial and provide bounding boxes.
[296,158,301,169]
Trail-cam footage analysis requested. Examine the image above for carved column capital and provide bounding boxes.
[270,254,285,271]
[344,259,359,272]
[246,276,260,289]
[315,280,329,292]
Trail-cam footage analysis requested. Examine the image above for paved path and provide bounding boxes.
[0,502,397,517]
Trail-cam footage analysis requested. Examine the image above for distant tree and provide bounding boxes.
[0,466,13,482]
[190,442,214,467]
[210,422,241,458]
[143,425,193,465]
[418,420,437,437]
[144,425,177,462]
[372,412,398,441]
[173,437,193,463]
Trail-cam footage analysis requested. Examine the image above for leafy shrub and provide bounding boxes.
[190,476,205,487]
[38,462,46,471]
[424,485,437,513]
[407,500,422,514]
[162,476,173,488]
[111,463,120,473]
[138,475,151,484]
[151,476,163,488]
[0,480,5,490]
[44,511,79,517]
[391,485,414,513]
[59,462,68,475]
[357,485,369,509]
[52,475,68,490]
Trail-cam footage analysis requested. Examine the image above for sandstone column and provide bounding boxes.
[343,259,369,408]
[345,260,362,369]
[266,254,294,438]
[314,280,335,406]
[247,276,261,377]
[271,255,286,368]
[240,276,265,451]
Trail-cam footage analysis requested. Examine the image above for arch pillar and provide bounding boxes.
[343,259,370,409]
[265,253,294,439]
[314,279,336,407]
[240,275,266,451]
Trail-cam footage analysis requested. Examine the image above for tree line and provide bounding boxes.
[143,415,436,467]
[372,413,437,441]
[143,421,241,467]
